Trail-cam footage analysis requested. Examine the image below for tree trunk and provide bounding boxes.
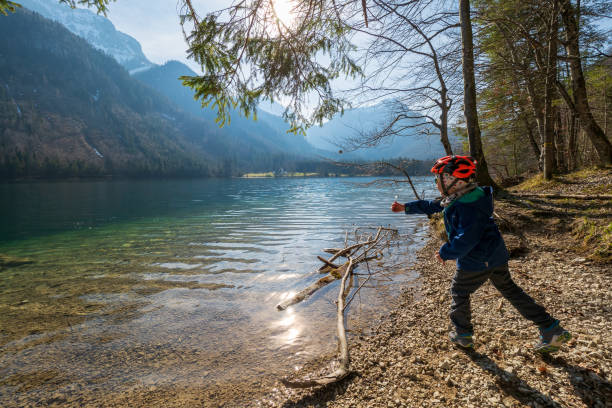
[567,114,578,170]
[554,107,566,172]
[513,143,518,176]
[518,101,541,161]
[440,87,454,156]
[542,1,559,180]
[459,0,496,187]
[604,81,608,137]
[560,0,612,165]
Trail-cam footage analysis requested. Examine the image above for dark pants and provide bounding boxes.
[450,263,555,335]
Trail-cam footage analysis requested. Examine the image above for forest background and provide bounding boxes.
[0,0,610,182]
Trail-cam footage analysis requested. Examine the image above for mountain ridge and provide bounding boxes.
[18,0,154,72]
[306,103,449,160]
[0,9,316,179]
[132,61,324,158]
[16,1,446,162]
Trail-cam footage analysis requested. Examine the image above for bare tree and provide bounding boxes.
[542,0,560,179]
[338,0,462,157]
[559,0,612,165]
[459,0,496,186]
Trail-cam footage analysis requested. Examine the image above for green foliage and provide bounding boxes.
[57,0,113,14]
[0,0,18,14]
[0,0,19,15]
[1,0,112,15]
[179,0,361,134]
[584,61,612,134]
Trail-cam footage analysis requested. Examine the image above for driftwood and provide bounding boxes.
[276,275,337,311]
[316,256,341,274]
[512,192,612,200]
[276,260,353,311]
[279,227,398,388]
[281,257,354,388]
[324,241,363,265]
[277,228,392,310]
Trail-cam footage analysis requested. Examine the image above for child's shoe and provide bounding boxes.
[534,321,571,353]
[450,332,474,349]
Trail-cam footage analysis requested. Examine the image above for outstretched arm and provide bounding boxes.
[391,200,443,215]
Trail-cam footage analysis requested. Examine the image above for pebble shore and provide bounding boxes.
[262,187,611,407]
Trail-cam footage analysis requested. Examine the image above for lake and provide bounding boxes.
[0,176,436,406]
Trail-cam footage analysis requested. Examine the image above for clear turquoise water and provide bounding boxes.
[0,177,435,405]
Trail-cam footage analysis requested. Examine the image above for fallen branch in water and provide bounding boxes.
[276,227,395,310]
[276,275,337,311]
[281,257,354,388]
[279,226,399,388]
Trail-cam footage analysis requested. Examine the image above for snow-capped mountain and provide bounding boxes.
[18,0,154,72]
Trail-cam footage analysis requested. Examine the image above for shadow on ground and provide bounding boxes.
[542,354,612,407]
[462,348,611,408]
[460,348,561,407]
[280,372,359,408]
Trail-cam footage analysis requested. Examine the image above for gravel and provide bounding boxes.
[262,189,612,408]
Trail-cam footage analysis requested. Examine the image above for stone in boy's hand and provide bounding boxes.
[391,202,405,212]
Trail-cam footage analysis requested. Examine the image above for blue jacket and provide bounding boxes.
[404,186,509,271]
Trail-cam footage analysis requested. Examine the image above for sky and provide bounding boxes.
[104,0,307,113]
[100,0,420,112]
[105,0,227,73]
[105,1,359,93]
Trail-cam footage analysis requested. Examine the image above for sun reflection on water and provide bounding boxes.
[270,307,303,347]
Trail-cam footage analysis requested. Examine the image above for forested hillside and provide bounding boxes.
[0,10,322,179]
[133,61,322,158]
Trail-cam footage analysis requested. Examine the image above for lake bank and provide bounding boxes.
[263,169,612,407]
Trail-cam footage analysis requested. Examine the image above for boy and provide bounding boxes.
[391,155,571,353]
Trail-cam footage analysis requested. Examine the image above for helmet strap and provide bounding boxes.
[439,174,460,197]
[439,181,478,207]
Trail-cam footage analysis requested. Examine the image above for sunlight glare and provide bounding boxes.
[279,290,296,301]
[272,0,296,27]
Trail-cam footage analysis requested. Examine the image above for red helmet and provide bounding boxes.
[431,155,477,179]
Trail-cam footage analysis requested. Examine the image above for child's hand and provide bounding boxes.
[391,201,405,212]
[435,253,445,264]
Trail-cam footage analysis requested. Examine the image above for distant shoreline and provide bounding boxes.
[1,173,429,183]
[241,172,352,178]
